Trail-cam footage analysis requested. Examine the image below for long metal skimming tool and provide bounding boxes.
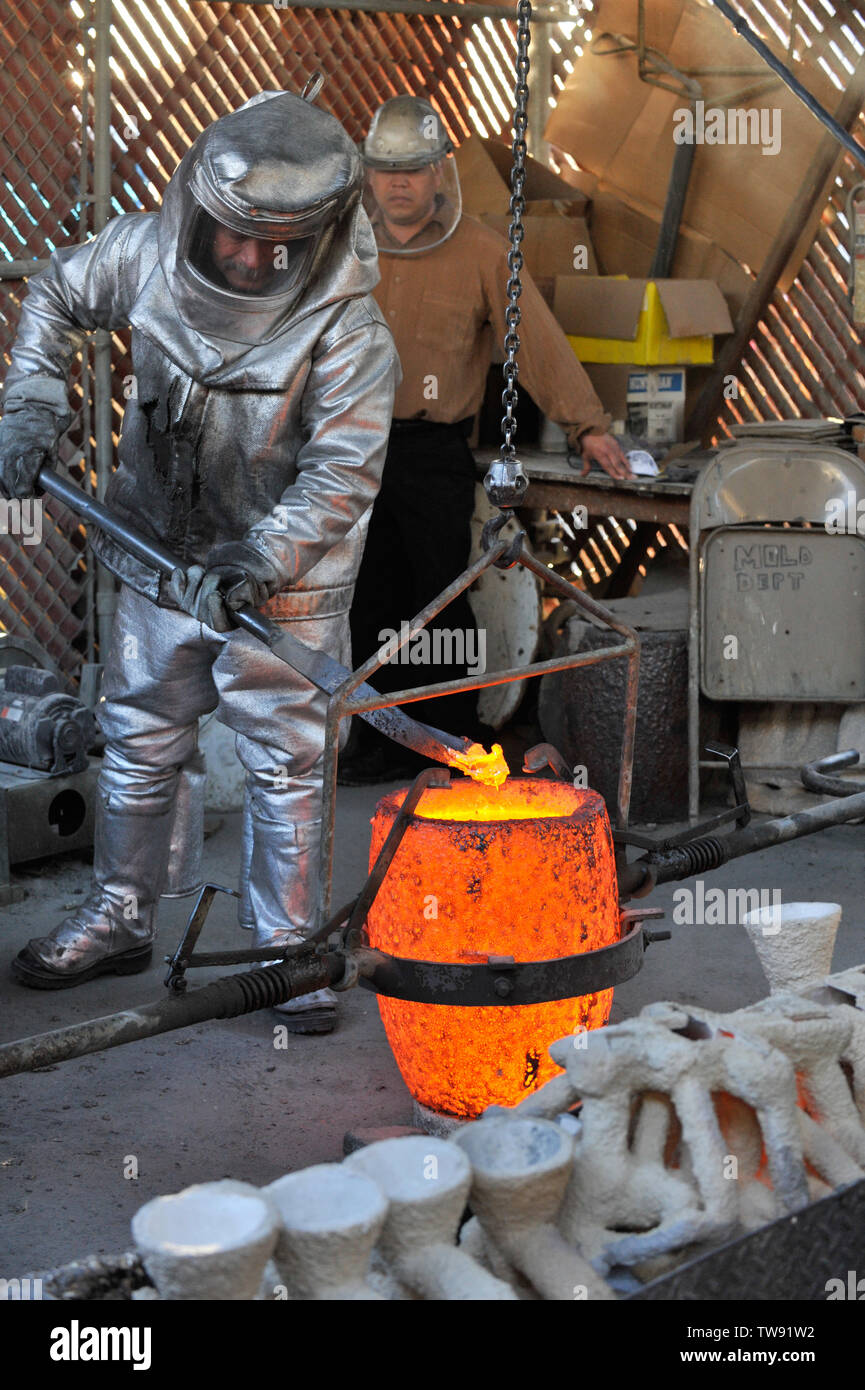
[37,466,505,781]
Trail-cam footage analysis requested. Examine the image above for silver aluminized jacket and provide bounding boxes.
[3,131,397,617]
[3,94,400,978]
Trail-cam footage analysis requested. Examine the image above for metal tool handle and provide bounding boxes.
[37,466,469,763]
[37,466,278,647]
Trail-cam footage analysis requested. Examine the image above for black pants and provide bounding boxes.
[349,419,480,753]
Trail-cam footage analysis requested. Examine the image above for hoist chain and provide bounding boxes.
[482,0,531,562]
[501,0,531,464]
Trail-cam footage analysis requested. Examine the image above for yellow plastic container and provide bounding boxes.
[567,280,715,366]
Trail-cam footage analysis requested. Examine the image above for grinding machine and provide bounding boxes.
[0,661,99,905]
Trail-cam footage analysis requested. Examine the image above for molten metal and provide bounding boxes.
[448,741,510,790]
[367,778,620,1120]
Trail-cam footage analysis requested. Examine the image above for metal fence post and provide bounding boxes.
[93,0,116,656]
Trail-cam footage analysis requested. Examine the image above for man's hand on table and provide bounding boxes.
[578,432,634,481]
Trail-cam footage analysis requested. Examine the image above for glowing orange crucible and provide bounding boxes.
[366,776,620,1121]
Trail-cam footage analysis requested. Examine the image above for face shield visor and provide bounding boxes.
[362,154,461,255]
[182,205,318,301]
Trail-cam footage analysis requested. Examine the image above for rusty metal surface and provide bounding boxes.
[474,448,693,526]
[523,481,691,527]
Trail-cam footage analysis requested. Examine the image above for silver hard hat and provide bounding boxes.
[360,96,453,171]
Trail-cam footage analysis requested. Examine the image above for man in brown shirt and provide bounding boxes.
[340,95,630,784]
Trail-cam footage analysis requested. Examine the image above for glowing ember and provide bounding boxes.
[366,778,620,1120]
[448,741,510,790]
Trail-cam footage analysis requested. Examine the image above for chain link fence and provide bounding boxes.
[1,0,94,678]
[1,0,521,680]
[5,0,863,678]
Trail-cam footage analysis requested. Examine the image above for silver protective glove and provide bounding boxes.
[168,541,282,632]
[0,407,58,500]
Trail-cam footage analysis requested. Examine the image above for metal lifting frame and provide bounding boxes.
[318,535,641,925]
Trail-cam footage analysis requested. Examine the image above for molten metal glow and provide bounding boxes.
[367,778,620,1120]
[448,741,510,790]
[413,778,580,822]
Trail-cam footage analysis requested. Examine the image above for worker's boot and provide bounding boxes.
[245,809,336,1034]
[11,768,176,990]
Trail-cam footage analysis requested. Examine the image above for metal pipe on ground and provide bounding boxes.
[618,786,865,899]
[5,776,863,1078]
[0,950,345,1080]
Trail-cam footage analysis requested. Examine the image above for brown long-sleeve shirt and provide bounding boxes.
[370,210,610,447]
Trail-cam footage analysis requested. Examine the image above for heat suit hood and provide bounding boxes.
[157,90,365,348]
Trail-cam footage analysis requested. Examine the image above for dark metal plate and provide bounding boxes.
[627,1176,865,1301]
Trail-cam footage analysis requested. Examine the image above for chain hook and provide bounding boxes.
[482,0,533,546]
[481,512,525,569]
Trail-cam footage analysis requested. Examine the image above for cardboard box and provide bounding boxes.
[583,362,714,439]
[553,276,733,364]
[583,187,754,322]
[544,0,842,289]
[455,136,598,304]
[481,212,597,304]
[626,368,686,447]
[456,135,590,217]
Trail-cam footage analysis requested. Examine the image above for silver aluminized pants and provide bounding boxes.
[96,584,349,949]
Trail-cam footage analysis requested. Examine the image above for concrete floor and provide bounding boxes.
[1,777,863,1277]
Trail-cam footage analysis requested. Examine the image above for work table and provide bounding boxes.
[473,447,693,526]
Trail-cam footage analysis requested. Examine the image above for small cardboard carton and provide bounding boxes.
[553,276,733,365]
[626,368,687,447]
[583,186,754,322]
[583,362,715,445]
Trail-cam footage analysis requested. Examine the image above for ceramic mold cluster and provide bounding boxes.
[51,901,864,1300]
[473,902,865,1284]
[129,1134,611,1300]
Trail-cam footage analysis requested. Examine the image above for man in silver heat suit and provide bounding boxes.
[0,91,398,1032]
